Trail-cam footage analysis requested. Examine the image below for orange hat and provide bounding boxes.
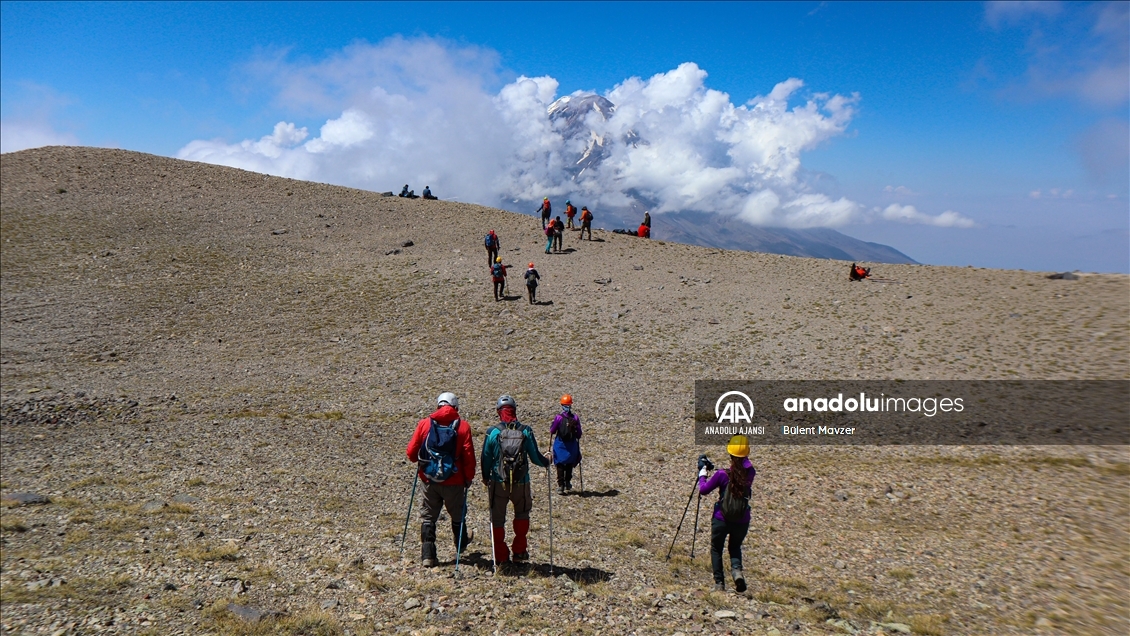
[560,394,573,406]
[528,262,535,268]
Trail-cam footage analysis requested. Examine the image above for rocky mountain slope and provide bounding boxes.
[1,147,1127,636]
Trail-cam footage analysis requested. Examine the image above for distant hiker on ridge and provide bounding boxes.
[484,230,500,267]
[481,395,551,567]
[524,262,541,304]
[849,263,871,281]
[579,206,593,241]
[643,211,651,229]
[422,186,437,200]
[399,185,418,199]
[406,392,476,567]
[544,222,554,255]
[565,200,577,229]
[539,197,552,229]
[491,256,508,302]
[637,222,651,239]
[552,216,564,252]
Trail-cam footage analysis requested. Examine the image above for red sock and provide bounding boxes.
[492,526,509,563]
[512,518,530,554]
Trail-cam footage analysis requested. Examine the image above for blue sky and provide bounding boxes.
[2,1,1127,272]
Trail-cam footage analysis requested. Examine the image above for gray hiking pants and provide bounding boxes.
[419,482,467,526]
[487,480,532,526]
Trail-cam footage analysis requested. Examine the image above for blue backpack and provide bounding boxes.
[485,233,497,248]
[420,418,460,482]
[491,262,505,278]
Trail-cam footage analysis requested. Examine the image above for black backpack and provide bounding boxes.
[495,421,529,486]
[719,471,750,523]
[557,411,579,442]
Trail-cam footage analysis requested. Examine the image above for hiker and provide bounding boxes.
[550,394,582,494]
[565,200,577,229]
[539,197,552,229]
[643,211,651,229]
[524,262,541,304]
[481,395,551,565]
[400,184,410,197]
[849,263,871,281]
[698,435,755,592]
[637,223,650,239]
[422,186,437,200]
[579,206,593,240]
[406,392,476,566]
[485,230,500,267]
[544,222,554,254]
[552,216,564,252]
[491,256,508,301]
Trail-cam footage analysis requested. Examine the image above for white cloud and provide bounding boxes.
[0,120,79,154]
[884,185,914,195]
[881,204,976,228]
[179,37,875,228]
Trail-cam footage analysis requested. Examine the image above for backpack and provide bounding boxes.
[485,233,496,248]
[420,418,460,482]
[581,210,592,222]
[719,471,750,523]
[495,422,529,485]
[491,262,505,278]
[557,411,579,442]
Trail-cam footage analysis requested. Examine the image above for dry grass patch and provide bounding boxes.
[1,516,28,532]
[909,613,948,635]
[180,542,240,562]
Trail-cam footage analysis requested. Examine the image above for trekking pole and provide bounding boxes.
[547,467,555,575]
[486,483,497,576]
[454,485,470,578]
[399,471,419,555]
[665,478,699,561]
[690,491,703,559]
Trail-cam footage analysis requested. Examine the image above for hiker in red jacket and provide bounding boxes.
[538,197,552,229]
[849,263,871,281]
[579,206,593,240]
[406,392,476,566]
[637,223,650,238]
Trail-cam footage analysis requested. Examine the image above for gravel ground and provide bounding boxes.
[1,147,1128,636]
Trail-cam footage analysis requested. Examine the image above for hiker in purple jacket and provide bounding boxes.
[698,435,755,592]
[549,394,582,494]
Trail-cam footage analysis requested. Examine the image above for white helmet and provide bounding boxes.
[436,392,459,408]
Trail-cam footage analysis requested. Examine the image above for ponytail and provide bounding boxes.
[727,455,748,499]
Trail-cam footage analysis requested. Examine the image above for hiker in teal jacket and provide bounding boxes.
[481,395,550,565]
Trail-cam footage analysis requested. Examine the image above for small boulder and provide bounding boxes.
[834,490,849,501]
[227,603,279,623]
[320,599,339,610]
[1046,272,1078,280]
[404,597,422,610]
[172,494,200,505]
[141,500,167,514]
[271,229,288,235]
[401,240,414,247]
[2,492,50,506]
[713,610,737,619]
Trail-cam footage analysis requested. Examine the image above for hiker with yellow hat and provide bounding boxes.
[550,394,582,495]
[698,435,756,592]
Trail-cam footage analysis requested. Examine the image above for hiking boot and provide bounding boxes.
[713,581,725,592]
[421,522,437,566]
[732,569,746,593]
[557,486,565,495]
[513,552,529,562]
[566,481,573,491]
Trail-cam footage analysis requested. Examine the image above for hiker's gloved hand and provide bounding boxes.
[697,454,712,471]
[698,467,708,478]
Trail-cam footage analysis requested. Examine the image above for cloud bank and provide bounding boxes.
[179,37,968,230]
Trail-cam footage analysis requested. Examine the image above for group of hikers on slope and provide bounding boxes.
[406,392,584,571]
[406,391,755,590]
[538,197,595,248]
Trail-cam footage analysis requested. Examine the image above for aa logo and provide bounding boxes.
[715,391,754,424]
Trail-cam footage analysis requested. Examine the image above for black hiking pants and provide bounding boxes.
[710,516,749,584]
[493,280,505,300]
[487,247,498,266]
[527,283,537,304]
[580,223,591,240]
[555,464,574,489]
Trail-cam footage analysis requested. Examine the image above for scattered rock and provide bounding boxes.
[401,240,414,247]
[163,583,178,591]
[827,618,858,634]
[270,229,288,235]
[878,622,912,633]
[2,492,50,506]
[767,628,782,636]
[227,603,279,623]
[1035,617,1053,629]
[834,490,849,501]
[404,597,421,610]
[633,265,644,271]
[1047,272,1078,280]
[321,599,339,610]
[384,249,401,255]
[713,610,737,619]
[141,500,167,514]
[835,560,847,570]
[171,494,200,505]
[326,579,344,590]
